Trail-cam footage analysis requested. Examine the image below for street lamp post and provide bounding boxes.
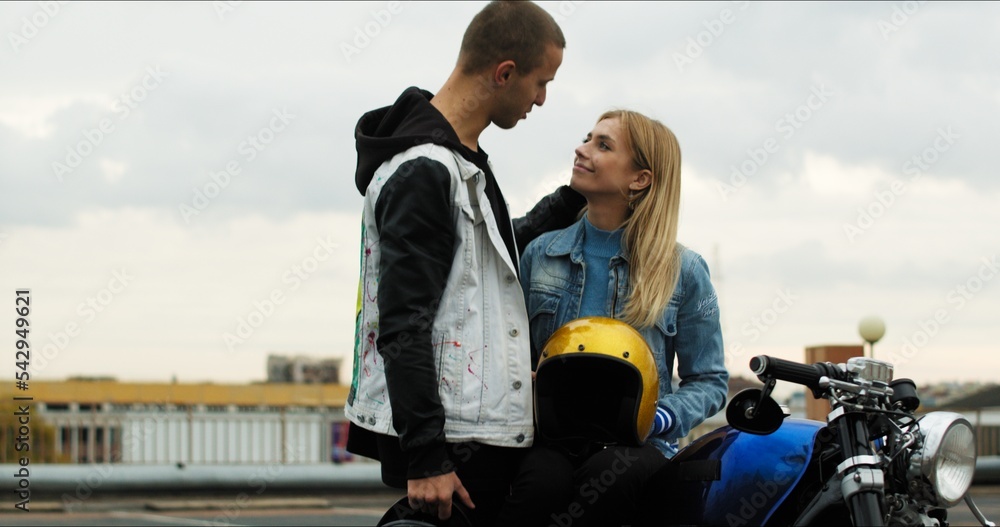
[858,316,886,358]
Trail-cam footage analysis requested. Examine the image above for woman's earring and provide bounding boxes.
[628,191,637,210]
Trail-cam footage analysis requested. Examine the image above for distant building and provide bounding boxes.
[931,384,1000,457]
[0,379,354,465]
[267,354,342,384]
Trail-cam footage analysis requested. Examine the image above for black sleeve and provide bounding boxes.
[373,157,456,480]
[512,185,586,255]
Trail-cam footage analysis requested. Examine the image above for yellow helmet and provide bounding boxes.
[535,316,659,446]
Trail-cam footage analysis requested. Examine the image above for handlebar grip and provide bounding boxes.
[750,355,828,391]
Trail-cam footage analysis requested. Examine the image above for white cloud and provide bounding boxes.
[799,151,884,198]
[99,157,127,183]
[0,95,88,139]
[1,1,997,386]
[2,209,361,384]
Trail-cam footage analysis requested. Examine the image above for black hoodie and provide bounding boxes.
[348,86,585,484]
[355,86,519,267]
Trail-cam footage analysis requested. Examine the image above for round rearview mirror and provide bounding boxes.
[726,388,785,435]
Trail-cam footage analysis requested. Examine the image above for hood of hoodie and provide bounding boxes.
[354,87,467,195]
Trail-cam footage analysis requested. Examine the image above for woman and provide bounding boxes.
[496,110,729,527]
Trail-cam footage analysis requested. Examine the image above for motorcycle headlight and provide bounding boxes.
[909,412,977,507]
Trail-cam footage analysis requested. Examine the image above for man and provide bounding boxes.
[345,2,584,525]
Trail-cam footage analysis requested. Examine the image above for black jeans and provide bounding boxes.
[495,443,668,527]
[372,434,524,527]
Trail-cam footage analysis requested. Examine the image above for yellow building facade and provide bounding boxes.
[0,380,352,465]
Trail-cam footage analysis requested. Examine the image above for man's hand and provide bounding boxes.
[407,472,475,521]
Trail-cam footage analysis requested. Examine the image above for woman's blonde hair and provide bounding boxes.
[599,109,683,328]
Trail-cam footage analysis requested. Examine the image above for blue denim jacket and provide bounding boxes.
[519,218,729,458]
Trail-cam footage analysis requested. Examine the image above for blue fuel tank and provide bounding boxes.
[667,419,824,526]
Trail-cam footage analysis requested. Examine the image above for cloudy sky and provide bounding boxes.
[2,1,998,390]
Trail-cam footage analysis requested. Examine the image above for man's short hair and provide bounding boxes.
[459,1,566,75]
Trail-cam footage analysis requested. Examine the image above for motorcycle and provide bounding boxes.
[380,354,996,526]
[649,354,995,527]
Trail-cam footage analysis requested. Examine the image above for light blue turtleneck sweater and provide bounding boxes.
[579,215,674,435]
[579,215,623,318]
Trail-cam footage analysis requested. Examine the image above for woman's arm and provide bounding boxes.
[656,252,729,442]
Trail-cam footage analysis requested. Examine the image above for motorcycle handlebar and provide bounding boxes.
[750,355,843,394]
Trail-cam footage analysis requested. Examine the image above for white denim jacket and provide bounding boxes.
[347,143,535,448]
